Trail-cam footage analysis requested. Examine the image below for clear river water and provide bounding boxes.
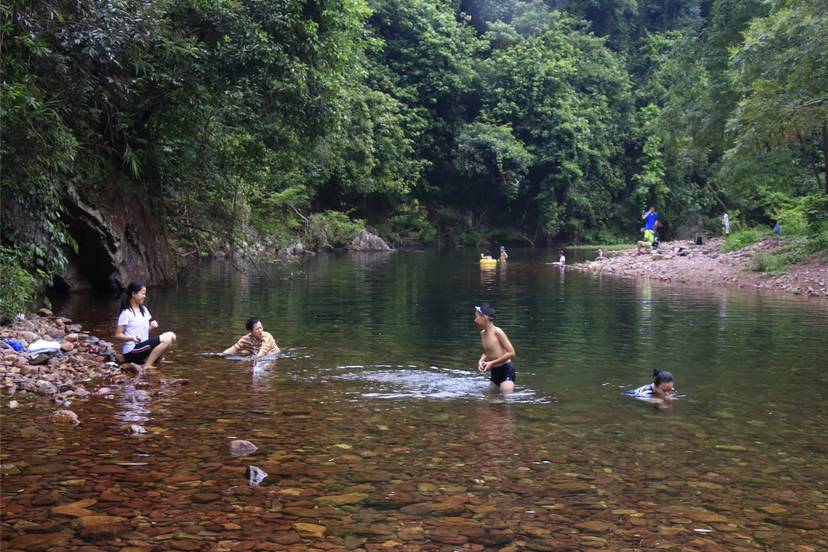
[2,249,827,550]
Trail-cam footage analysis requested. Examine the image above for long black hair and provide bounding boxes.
[119,281,147,316]
[653,369,674,385]
[246,317,261,332]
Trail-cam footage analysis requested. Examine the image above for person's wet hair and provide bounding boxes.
[119,281,146,316]
[653,369,674,385]
[245,317,261,332]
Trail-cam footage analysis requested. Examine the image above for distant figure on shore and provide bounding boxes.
[722,212,731,237]
[773,222,782,235]
[114,281,176,368]
[626,369,676,401]
[499,246,509,262]
[224,317,280,357]
[641,206,659,244]
[474,303,516,394]
[596,249,605,261]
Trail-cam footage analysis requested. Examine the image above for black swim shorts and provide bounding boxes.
[490,361,516,385]
[124,336,161,364]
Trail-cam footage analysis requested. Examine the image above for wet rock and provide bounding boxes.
[127,424,147,435]
[73,514,129,537]
[1,462,22,475]
[229,440,258,457]
[7,531,73,550]
[316,493,369,507]
[575,520,616,533]
[293,522,326,539]
[8,399,19,409]
[29,354,50,366]
[37,308,53,317]
[191,492,222,503]
[52,409,80,425]
[51,498,97,517]
[347,230,392,251]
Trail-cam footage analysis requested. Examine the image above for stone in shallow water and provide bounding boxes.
[51,498,97,517]
[316,493,369,507]
[229,440,258,457]
[73,514,129,537]
[293,522,326,538]
[51,409,79,425]
[575,521,615,533]
[8,531,73,550]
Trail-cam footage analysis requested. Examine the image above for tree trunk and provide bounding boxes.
[823,122,828,194]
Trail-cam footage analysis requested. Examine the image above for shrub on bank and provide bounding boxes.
[721,227,769,252]
[0,247,36,318]
[304,211,365,249]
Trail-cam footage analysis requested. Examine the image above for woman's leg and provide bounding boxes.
[144,332,176,368]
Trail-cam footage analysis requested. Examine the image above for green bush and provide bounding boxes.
[721,227,769,252]
[0,247,36,318]
[304,211,365,249]
[376,200,437,247]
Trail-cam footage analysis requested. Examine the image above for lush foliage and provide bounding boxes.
[1,0,825,290]
[0,248,36,317]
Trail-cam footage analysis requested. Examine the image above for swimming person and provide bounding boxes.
[626,369,676,400]
[223,317,280,357]
[114,281,176,368]
[474,303,516,394]
[499,246,509,262]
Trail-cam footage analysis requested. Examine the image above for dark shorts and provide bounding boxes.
[123,336,161,364]
[490,361,516,385]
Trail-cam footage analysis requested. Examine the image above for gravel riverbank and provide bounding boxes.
[570,237,828,299]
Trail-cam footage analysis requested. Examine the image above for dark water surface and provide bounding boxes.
[3,250,828,550]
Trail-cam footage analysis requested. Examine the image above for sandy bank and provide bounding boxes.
[570,238,828,299]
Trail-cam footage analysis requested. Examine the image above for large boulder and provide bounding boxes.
[347,230,392,252]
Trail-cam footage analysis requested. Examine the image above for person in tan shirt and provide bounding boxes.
[223,317,280,357]
[474,303,516,393]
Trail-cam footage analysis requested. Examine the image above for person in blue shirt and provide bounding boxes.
[641,206,659,246]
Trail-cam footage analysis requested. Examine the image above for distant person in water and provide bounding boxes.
[499,246,509,262]
[558,250,566,265]
[626,369,676,400]
[114,281,176,368]
[481,252,494,260]
[474,303,516,394]
[223,317,280,357]
[596,249,605,261]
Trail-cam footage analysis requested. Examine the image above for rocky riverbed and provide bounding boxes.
[571,237,828,299]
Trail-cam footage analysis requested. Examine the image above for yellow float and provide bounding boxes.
[479,259,498,268]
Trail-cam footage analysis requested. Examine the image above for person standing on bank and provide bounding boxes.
[223,317,280,357]
[114,281,176,368]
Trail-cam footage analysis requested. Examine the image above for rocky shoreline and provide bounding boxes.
[0,311,185,419]
[570,237,828,299]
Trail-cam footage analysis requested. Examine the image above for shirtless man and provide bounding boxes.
[474,303,517,393]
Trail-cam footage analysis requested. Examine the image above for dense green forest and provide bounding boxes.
[1,0,826,298]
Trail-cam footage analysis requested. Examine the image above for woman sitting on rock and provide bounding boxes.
[114,281,176,368]
[223,317,279,357]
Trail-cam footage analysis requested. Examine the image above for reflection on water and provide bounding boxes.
[3,250,827,549]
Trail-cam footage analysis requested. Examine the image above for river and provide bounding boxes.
[3,249,827,550]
